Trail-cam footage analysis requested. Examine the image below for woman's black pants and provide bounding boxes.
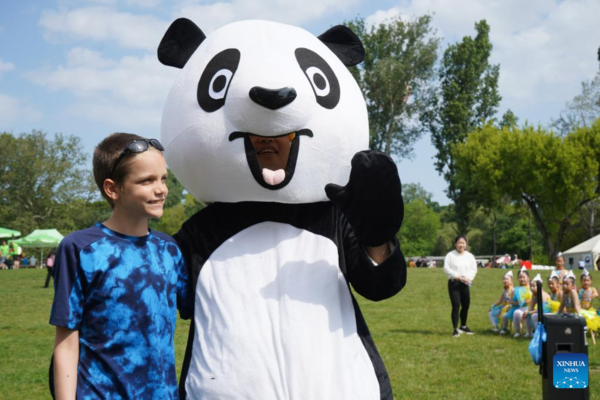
[44,267,53,288]
[448,280,470,329]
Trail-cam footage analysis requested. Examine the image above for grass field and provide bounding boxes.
[1,268,599,399]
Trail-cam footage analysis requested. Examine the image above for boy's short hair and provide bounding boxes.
[93,132,148,207]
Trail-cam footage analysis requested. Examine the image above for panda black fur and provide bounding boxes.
[159,19,406,400]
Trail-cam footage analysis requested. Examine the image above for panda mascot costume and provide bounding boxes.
[158,18,407,400]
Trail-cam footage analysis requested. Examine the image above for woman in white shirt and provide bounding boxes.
[444,235,477,337]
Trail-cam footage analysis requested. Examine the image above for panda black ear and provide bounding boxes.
[318,25,365,67]
[158,18,206,69]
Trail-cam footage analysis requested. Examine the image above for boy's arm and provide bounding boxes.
[54,327,79,400]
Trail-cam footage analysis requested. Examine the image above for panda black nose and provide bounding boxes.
[249,86,297,110]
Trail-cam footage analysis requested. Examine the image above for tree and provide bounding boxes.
[551,71,600,136]
[397,199,441,257]
[0,131,93,234]
[453,121,600,260]
[402,182,440,211]
[423,20,501,233]
[346,15,440,157]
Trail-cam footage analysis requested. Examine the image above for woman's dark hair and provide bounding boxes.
[453,235,468,245]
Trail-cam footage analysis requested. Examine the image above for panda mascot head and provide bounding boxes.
[158,19,367,204]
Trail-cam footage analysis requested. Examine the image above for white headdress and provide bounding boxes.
[504,270,513,279]
[581,268,590,277]
[532,273,543,283]
[548,270,559,281]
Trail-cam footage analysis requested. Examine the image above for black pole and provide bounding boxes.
[537,280,543,325]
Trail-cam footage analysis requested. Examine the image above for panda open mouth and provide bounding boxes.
[228,129,313,190]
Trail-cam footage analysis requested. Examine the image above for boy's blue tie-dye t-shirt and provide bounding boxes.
[50,223,190,399]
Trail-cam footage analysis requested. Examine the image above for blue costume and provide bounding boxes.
[50,223,189,399]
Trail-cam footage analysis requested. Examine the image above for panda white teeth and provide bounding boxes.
[262,169,286,186]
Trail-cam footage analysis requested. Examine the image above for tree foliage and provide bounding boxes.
[551,71,600,136]
[0,131,95,234]
[423,20,501,232]
[397,199,441,257]
[346,15,440,158]
[453,121,600,259]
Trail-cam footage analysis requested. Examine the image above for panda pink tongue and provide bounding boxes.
[262,168,285,186]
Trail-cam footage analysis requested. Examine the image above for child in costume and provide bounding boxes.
[489,270,514,332]
[49,133,189,399]
[559,271,581,316]
[578,268,600,334]
[501,267,532,337]
[523,274,551,338]
[547,270,563,313]
[554,252,567,283]
[579,268,598,310]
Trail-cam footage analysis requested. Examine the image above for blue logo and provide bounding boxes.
[553,353,588,389]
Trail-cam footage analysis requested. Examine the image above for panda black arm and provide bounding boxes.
[173,214,200,321]
[339,210,407,302]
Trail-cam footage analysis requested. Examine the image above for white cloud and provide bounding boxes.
[174,0,358,35]
[0,59,15,73]
[39,7,168,50]
[0,94,42,128]
[126,0,161,8]
[27,50,178,103]
[367,0,600,122]
[25,48,178,130]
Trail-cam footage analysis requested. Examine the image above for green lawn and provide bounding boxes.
[1,268,599,399]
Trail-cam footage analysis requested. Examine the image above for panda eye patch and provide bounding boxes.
[295,48,340,109]
[197,49,241,112]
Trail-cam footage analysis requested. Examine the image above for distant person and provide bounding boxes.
[558,271,581,316]
[29,254,37,268]
[9,242,21,269]
[579,268,598,311]
[49,133,190,399]
[44,251,55,288]
[0,240,9,262]
[522,274,551,338]
[489,270,514,332]
[547,270,563,313]
[444,235,477,337]
[500,268,531,337]
[554,253,567,282]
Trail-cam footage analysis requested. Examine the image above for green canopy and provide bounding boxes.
[0,227,21,239]
[15,229,64,265]
[16,229,64,247]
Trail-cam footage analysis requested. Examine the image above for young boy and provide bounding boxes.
[49,133,189,399]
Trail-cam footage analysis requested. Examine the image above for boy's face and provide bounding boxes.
[249,134,293,171]
[114,150,168,219]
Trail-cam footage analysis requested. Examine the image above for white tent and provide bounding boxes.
[563,234,600,271]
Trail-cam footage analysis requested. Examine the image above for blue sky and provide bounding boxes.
[1,0,599,204]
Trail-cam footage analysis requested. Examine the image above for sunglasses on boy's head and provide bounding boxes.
[110,139,165,177]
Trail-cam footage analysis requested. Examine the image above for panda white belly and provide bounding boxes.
[185,222,380,399]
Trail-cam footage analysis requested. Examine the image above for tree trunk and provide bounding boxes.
[492,210,497,267]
